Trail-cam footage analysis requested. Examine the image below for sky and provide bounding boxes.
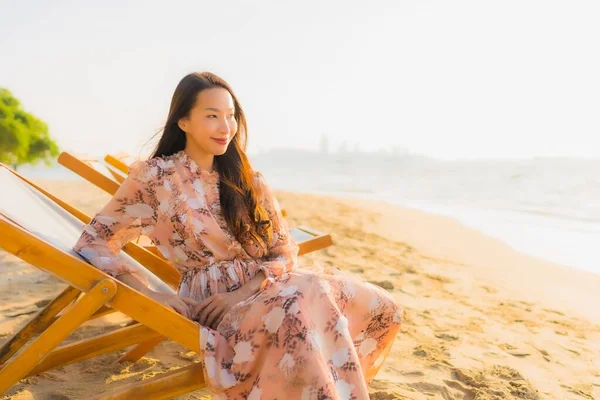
[1,0,599,160]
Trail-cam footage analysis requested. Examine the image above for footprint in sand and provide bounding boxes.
[413,343,452,367]
[400,369,425,377]
[560,383,595,400]
[2,305,39,318]
[448,366,541,399]
[369,391,408,399]
[368,379,412,399]
[542,308,565,316]
[507,350,531,358]
[559,345,581,357]
[464,318,486,333]
[534,347,552,362]
[549,318,576,329]
[480,285,498,293]
[498,343,531,358]
[35,298,53,308]
[406,381,458,398]
[424,273,452,284]
[404,265,419,274]
[368,280,394,291]
[434,332,459,341]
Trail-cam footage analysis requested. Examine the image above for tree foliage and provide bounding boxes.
[0,88,59,168]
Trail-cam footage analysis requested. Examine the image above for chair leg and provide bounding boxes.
[88,305,117,320]
[0,279,116,394]
[96,361,206,400]
[47,304,116,328]
[27,324,161,377]
[0,286,80,364]
[117,336,165,363]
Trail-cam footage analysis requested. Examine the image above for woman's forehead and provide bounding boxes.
[195,88,235,110]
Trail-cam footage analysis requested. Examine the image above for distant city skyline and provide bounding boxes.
[1,0,599,160]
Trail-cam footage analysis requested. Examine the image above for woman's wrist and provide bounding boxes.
[117,273,153,296]
[238,270,268,299]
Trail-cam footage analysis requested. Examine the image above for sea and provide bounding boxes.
[17,150,600,276]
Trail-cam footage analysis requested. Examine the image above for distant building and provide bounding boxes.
[320,134,329,154]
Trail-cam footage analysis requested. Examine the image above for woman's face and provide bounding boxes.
[178,87,238,157]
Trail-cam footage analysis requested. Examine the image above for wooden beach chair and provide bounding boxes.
[58,152,333,257]
[0,164,207,398]
[104,153,135,175]
[76,154,127,184]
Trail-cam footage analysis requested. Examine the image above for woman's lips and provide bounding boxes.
[212,138,228,145]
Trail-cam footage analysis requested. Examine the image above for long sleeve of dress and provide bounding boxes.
[73,161,156,287]
[255,174,300,285]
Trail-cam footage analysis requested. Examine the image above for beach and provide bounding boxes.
[1,180,599,399]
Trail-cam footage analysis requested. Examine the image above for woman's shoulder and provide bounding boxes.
[252,170,267,188]
[128,154,178,184]
[252,171,275,198]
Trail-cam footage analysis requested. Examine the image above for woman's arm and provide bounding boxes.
[74,161,155,285]
[119,272,195,318]
[238,268,268,298]
[255,174,300,288]
[73,161,195,317]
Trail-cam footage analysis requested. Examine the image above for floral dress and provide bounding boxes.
[74,150,401,399]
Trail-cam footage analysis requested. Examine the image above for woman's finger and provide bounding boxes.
[175,299,191,319]
[193,297,213,317]
[199,302,218,326]
[214,313,226,329]
[181,297,197,307]
[171,296,192,317]
[206,306,224,329]
[170,302,186,316]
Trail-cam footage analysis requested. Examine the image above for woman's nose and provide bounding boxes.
[218,119,230,133]
[222,119,236,134]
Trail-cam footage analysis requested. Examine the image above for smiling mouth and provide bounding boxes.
[212,138,228,144]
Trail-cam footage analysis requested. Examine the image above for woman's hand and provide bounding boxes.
[147,291,197,319]
[116,273,197,319]
[193,291,247,329]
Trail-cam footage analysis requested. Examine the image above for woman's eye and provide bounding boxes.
[207,114,234,119]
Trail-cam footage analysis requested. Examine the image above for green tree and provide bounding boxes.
[0,88,59,170]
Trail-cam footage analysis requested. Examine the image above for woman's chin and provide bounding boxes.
[212,146,229,156]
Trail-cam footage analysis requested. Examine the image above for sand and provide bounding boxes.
[1,180,599,400]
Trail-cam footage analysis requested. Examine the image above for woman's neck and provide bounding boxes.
[184,146,214,173]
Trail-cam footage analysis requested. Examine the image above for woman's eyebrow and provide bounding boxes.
[204,107,235,112]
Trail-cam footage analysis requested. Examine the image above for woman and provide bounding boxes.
[74,72,401,399]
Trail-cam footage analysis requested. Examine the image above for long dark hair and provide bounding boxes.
[152,72,273,251]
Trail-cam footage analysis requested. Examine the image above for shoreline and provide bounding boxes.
[307,188,599,279]
[321,192,600,325]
